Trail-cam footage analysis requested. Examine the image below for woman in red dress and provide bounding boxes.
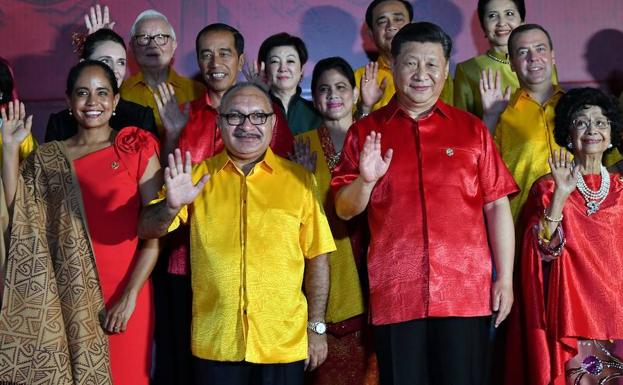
[0,60,161,385]
[506,87,623,385]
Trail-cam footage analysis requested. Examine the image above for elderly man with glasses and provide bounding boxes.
[139,82,335,385]
[121,9,205,135]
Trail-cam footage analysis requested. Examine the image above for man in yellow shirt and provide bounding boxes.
[354,0,452,117]
[482,24,563,223]
[139,82,336,385]
[121,9,205,135]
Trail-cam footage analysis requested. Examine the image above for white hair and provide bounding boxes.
[129,9,176,41]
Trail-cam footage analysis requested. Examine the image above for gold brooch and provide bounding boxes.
[111,161,119,169]
[446,148,454,157]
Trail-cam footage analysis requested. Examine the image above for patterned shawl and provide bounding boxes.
[0,142,112,385]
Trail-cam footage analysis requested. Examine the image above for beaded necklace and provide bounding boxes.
[486,51,509,65]
[576,165,610,215]
[318,126,341,172]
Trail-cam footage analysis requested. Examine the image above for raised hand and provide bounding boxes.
[548,149,579,198]
[165,149,210,210]
[242,60,268,87]
[479,68,511,118]
[359,62,386,113]
[154,83,189,136]
[84,4,116,34]
[359,131,392,184]
[1,99,32,150]
[290,137,317,173]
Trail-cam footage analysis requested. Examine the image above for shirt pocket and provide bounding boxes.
[258,208,303,262]
[429,146,479,191]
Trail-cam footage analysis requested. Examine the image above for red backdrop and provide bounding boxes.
[2,0,622,138]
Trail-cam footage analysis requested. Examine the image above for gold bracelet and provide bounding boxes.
[543,207,563,222]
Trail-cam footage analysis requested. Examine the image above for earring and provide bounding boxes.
[68,109,72,116]
[608,143,613,149]
[112,110,116,116]
[567,141,573,149]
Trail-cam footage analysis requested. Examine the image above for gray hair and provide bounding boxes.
[129,9,176,41]
[218,82,272,114]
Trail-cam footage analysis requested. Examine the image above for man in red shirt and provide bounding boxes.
[155,23,294,163]
[332,22,518,385]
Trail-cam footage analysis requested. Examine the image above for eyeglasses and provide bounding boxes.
[572,117,611,131]
[220,112,274,126]
[134,34,171,46]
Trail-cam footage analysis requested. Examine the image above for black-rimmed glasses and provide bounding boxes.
[134,34,171,46]
[220,112,274,126]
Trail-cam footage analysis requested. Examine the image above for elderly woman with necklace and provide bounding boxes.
[506,87,623,385]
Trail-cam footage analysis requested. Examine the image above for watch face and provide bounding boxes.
[315,322,327,334]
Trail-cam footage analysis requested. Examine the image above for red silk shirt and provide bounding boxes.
[331,97,518,325]
[178,93,294,164]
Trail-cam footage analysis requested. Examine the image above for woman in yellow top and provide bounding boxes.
[292,57,375,385]
[454,0,525,119]
[0,59,37,162]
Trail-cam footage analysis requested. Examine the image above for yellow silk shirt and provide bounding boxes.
[167,148,336,363]
[494,87,564,222]
[295,129,364,324]
[454,50,560,119]
[354,55,453,111]
[0,133,37,167]
[120,68,205,137]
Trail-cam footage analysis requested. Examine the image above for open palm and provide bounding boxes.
[165,149,210,210]
[548,149,579,197]
[359,131,392,184]
[1,99,32,148]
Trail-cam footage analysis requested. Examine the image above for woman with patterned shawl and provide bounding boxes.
[292,57,377,385]
[0,60,161,385]
[505,88,623,385]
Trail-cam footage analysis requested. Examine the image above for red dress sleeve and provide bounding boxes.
[114,126,160,182]
[330,123,362,197]
[505,177,558,385]
[270,102,294,158]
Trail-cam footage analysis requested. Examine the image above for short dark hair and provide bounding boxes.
[365,0,413,30]
[218,81,272,114]
[391,22,452,60]
[553,87,622,152]
[195,23,244,57]
[81,28,126,60]
[508,24,553,59]
[311,57,356,98]
[66,60,119,97]
[257,33,308,66]
[0,59,14,105]
[477,0,526,30]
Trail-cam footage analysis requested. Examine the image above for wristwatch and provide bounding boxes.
[307,321,327,335]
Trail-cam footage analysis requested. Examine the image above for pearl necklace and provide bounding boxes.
[576,165,610,215]
[486,51,509,65]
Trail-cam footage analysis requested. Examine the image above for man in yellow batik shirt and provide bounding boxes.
[354,0,453,118]
[483,24,621,224]
[121,10,205,136]
[139,82,336,385]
